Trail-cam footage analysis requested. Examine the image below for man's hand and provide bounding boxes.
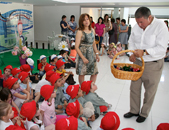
[134,49,144,58]
[129,54,136,62]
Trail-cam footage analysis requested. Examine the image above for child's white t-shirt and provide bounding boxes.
[0,119,13,130]
[26,118,45,130]
[35,79,51,93]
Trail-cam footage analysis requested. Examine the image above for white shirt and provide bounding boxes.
[35,79,51,93]
[26,118,45,130]
[0,119,13,130]
[128,17,168,62]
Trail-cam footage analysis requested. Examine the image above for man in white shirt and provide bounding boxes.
[124,7,168,123]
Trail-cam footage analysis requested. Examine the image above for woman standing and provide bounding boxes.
[68,15,77,38]
[60,15,69,35]
[103,14,111,47]
[109,18,118,44]
[75,13,100,85]
[118,19,128,49]
[94,17,105,50]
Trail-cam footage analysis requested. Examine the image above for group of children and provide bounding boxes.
[0,57,118,130]
[0,40,122,130]
[100,41,124,59]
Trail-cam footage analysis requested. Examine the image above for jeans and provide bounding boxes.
[96,36,103,50]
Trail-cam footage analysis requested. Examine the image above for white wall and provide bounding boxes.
[34,5,80,42]
[128,7,169,16]
[81,8,100,23]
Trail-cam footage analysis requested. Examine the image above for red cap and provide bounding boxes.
[20,64,31,73]
[66,85,79,99]
[122,128,135,130]
[157,123,169,130]
[18,71,29,82]
[20,101,36,121]
[66,100,80,118]
[5,125,25,130]
[0,70,3,78]
[11,68,21,76]
[40,85,54,100]
[44,64,55,72]
[100,112,120,130]
[56,60,65,69]
[4,65,13,72]
[46,70,55,81]
[3,77,18,89]
[81,81,93,95]
[48,73,61,86]
[55,116,78,130]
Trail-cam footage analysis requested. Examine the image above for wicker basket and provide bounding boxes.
[95,35,100,44]
[110,50,145,81]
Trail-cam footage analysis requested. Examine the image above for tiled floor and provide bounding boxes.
[67,55,169,130]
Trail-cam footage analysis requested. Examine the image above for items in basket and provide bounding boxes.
[114,65,140,72]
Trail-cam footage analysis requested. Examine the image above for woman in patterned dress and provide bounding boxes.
[75,13,100,85]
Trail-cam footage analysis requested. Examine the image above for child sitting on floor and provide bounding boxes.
[18,72,40,102]
[56,116,92,130]
[81,81,112,115]
[38,55,48,78]
[3,77,30,108]
[35,71,55,94]
[11,68,21,79]
[0,88,26,129]
[41,64,55,79]
[65,100,91,128]
[20,64,39,83]
[100,43,107,56]
[69,42,77,61]
[50,54,58,66]
[66,85,96,122]
[40,85,67,127]
[116,41,125,56]
[0,102,14,129]
[20,100,55,130]
[56,60,75,85]
[97,111,120,130]
[26,58,39,83]
[48,73,68,114]
[2,65,13,82]
[107,43,118,59]
[64,48,76,68]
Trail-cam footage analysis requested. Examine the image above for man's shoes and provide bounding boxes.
[124,112,139,118]
[136,115,146,123]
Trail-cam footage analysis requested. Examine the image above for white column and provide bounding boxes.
[113,8,119,21]
[120,8,129,24]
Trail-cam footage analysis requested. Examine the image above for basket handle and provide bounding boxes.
[112,50,145,69]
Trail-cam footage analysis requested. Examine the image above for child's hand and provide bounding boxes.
[57,105,63,109]
[90,114,95,122]
[64,102,68,108]
[81,117,88,126]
